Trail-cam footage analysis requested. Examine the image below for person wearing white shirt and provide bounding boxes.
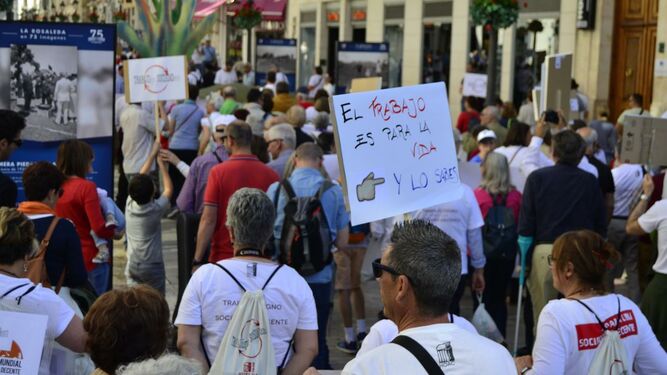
[263,71,277,95]
[605,162,643,302]
[357,313,478,356]
[493,121,541,193]
[307,66,325,99]
[242,63,255,87]
[333,220,514,375]
[514,230,667,374]
[412,185,486,315]
[176,188,318,374]
[213,60,237,85]
[626,175,667,350]
[517,95,536,127]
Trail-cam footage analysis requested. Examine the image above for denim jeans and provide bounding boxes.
[308,282,332,370]
[88,263,110,295]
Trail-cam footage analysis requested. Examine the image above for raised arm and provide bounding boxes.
[139,141,161,175]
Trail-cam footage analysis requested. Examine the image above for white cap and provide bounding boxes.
[477,129,497,142]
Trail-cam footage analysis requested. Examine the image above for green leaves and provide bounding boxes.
[470,0,519,30]
[117,0,217,58]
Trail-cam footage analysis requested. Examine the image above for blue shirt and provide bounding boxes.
[169,100,205,150]
[115,73,124,94]
[267,167,350,284]
[203,46,216,63]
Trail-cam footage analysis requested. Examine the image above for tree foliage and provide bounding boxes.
[470,0,520,30]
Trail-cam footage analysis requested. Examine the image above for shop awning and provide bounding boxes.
[194,0,227,18]
[227,0,288,21]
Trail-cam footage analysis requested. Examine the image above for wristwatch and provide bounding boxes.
[192,259,207,266]
[640,194,649,201]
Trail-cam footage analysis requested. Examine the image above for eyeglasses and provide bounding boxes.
[547,255,557,267]
[11,139,22,147]
[267,139,283,146]
[372,258,402,279]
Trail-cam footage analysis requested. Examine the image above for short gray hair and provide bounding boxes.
[479,152,511,195]
[483,105,500,121]
[266,123,296,149]
[578,127,598,147]
[226,188,276,251]
[117,354,202,375]
[286,105,306,128]
[312,112,330,131]
[387,220,461,317]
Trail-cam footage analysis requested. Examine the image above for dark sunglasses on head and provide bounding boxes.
[372,258,402,279]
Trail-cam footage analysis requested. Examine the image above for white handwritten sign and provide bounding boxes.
[331,82,463,225]
[0,311,48,375]
[124,56,188,103]
[462,73,487,98]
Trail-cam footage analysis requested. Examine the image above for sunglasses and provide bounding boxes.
[372,258,402,279]
[547,255,557,267]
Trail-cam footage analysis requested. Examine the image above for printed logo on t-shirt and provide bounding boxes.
[575,310,638,351]
[232,319,268,358]
[436,341,455,367]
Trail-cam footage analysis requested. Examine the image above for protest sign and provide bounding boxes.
[350,77,382,93]
[541,53,572,120]
[124,56,188,103]
[462,73,488,98]
[621,115,667,166]
[331,82,463,225]
[0,311,48,375]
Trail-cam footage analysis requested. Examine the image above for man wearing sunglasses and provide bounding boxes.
[0,110,26,208]
[341,220,514,374]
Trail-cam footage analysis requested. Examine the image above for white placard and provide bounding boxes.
[656,59,667,77]
[0,311,48,375]
[124,56,188,103]
[462,73,487,98]
[331,82,463,225]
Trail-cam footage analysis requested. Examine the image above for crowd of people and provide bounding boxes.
[1,44,667,375]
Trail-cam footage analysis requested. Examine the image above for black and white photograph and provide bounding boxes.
[336,42,390,93]
[256,40,297,74]
[76,49,115,139]
[9,44,79,142]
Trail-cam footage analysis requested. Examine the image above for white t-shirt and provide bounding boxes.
[611,164,643,217]
[307,74,324,98]
[529,294,667,375]
[323,154,341,182]
[638,200,667,274]
[175,259,318,364]
[343,323,514,374]
[412,184,485,274]
[263,83,277,95]
[276,72,289,84]
[358,315,478,357]
[0,275,75,340]
[214,69,237,85]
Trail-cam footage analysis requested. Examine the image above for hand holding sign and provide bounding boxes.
[356,172,385,202]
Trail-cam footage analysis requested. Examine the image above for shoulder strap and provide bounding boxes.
[174,105,200,134]
[391,335,444,375]
[212,263,246,292]
[508,146,522,165]
[317,180,334,199]
[261,264,284,290]
[280,179,297,199]
[279,336,295,370]
[41,217,61,248]
[1,283,30,299]
[212,150,223,163]
[15,285,37,305]
[572,298,606,331]
[615,295,622,331]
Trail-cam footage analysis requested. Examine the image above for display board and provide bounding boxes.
[462,73,487,98]
[620,115,667,166]
[349,77,382,93]
[0,311,48,375]
[255,38,297,92]
[541,53,573,121]
[124,56,188,103]
[0,21,116,201]
[331,82,463,225]
[336,42,389,94]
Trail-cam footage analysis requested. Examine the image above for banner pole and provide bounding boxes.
[154,101,161,147]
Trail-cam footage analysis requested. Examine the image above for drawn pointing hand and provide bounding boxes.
[356,172,385,202]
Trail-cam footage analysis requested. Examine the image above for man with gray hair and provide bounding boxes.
[219,86,240,115]
[480,105,508,145]
[266,123,296,177]
[176,188,318,373]
[577,126,615,223]
[340,220,514,374]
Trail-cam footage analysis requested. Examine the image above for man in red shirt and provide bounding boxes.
[192,121,279,267]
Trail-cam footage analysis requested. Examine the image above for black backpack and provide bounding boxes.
[482,193,518,260]
[277,179,334,276]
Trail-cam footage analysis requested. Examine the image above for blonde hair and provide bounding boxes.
[286,105,306,128]
[0,208,37,264]
[479,152,511,195]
